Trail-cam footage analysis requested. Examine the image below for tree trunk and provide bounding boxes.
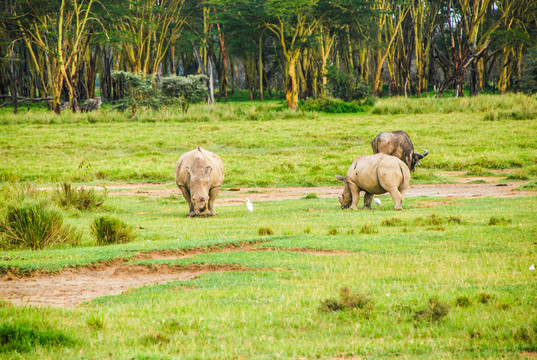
[286,55,299,111]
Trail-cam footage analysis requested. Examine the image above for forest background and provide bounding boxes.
[1,0,537,114]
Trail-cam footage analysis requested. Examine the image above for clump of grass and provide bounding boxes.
[447,216,462,224]
[0,322,76,353]
[258,227,274,236]
[359,224,378,234]
[55,183,105,211]
[319,287,371,312]
[139,331,170,345]
[477,292,494,304]
[466,165,493,176]
[91,216,137,246]
[381,217,402,227]
[505,170,529,180]
[327,227,338,236]
[514,326,536,343]
[86,315,104,330]
[518,180,537,191]
[303,192,318,200]
[456,295,473,307]
[0,203,81,250]
[413,298,450,322]
[488,216,511,226]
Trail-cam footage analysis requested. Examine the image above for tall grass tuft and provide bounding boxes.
[55,183,105,211]
[413,298,450,322]
[0,322,76,353]
[319,286,371,312]
[91,216,137,246]
[0,203,81,250]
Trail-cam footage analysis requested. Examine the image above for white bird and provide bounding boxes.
[530,264,535,271]
[374,197,382,205]
[246,198,253,213]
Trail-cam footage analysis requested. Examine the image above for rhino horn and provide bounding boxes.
[335,175,347,182]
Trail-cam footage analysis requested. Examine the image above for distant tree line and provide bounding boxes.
[1,0,536,113]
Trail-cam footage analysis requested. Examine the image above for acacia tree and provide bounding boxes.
[14,0,98,113]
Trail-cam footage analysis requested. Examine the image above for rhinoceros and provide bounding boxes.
[175,147,225,217]
[335,153,410,210]
[371,130,428,171]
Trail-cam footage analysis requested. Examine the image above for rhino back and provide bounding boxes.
[175,148,224,188]
[347,155,385,193]
[377,155,409,191]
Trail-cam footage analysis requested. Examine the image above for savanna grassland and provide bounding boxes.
[1,94,537,359]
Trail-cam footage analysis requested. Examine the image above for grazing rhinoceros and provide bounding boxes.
[175,147,224,217]
[335,153,410,210]
[371,130,428,171]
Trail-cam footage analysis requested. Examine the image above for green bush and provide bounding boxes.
[91,216,137,246]
[161,75,208,113]
[0,203,81,250]
[54,183,104,211]
[326,64,373,102]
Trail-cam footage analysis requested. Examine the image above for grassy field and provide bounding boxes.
[1,94,537,359]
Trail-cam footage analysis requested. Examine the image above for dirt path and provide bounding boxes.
[105,180,535,205]
[0,244,348,308]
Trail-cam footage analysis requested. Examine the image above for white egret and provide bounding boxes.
[246,198,253,213]
[374,197,382,205]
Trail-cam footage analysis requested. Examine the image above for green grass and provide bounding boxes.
[1,94,537,359]
[1,95,536,185]
[0,195,536,358]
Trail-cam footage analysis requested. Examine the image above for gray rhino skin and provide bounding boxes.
[371,130,428,171]
[335,153,410,210]
[175,147,225,217]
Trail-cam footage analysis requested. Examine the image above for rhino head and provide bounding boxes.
[187,166,212,216]
[335,175,352,209]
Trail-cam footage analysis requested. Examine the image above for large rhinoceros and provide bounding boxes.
[335,153,410,210]
[175,147,225,217]
[371,130,428,171]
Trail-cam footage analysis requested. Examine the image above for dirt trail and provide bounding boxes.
[105,180,535,205]
[0,244,347,308]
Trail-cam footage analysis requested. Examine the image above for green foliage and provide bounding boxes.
[488,216,511,226]
[90,216,137,246]
[300,97,372,113]
[517,46,537,95]
[0,203,81,250]
[326,64,374,102]
[0,322,76,353]
[359,223,377,234]
[303,192,318,199]
[54,183,104,211]
[112,72,161,116]
[161,75,208,113]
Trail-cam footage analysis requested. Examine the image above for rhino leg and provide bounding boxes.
[363,193,373,210]
[348,181,360,210]
[178,185,196,217]
[385,187,404,210]
[208,186,220,216]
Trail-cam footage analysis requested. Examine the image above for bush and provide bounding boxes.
[161,75,208,113]
[326,64,373,102]
[112,71,161,116]
[0,203,81,250]
[413,298,450,322]
[319,287,371,312]
[55,183,104,211]
[91,216,137,246]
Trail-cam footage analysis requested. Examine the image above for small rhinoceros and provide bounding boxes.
[335,153,410,210]
[175,147,225,217]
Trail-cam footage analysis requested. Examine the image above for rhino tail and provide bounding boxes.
[399,162,409,188]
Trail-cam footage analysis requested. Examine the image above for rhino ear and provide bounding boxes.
[205,166,212,176]
[334,175,347,182]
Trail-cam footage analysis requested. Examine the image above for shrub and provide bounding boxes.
[0,203,81,250]
[303,193,318,199]
[413,298,450,322]
[319,287,371,312]
[258,227,274,236]
[112,71,161,116]
[91,216,137,246]
[326,64,373,102]
[55,183,104,211]
[161,74,208,113]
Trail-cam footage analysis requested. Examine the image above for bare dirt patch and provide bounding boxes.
[99,180,536,204]
[0,243,348,308]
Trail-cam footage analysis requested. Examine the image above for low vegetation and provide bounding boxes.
[90,216,137,246]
